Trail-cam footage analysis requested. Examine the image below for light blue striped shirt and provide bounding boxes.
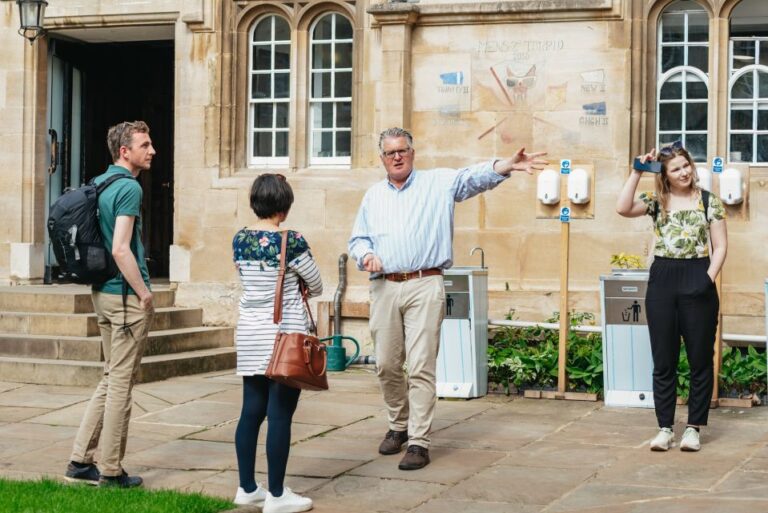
[348,161,506,276]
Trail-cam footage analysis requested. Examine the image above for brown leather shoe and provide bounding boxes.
[378,430,408,455]
[398,445,430,470]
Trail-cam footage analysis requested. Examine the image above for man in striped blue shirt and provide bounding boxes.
[349,127,547,470]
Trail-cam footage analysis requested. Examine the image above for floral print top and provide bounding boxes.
[639,190,725,259]
[232,229,310,268]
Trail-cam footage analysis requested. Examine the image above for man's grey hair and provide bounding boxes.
[378,127,414,154]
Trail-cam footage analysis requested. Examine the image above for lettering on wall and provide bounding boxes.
[579,101,608,126]
[580,69,606,94]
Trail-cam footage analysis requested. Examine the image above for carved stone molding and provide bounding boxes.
[369,0,621,27]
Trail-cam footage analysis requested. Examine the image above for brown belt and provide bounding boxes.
[381,268,443,282]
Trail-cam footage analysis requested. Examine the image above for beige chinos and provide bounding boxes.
[70,291,153,476]
[370,275,445,449]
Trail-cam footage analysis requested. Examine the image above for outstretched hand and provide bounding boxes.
[493,148,549,176]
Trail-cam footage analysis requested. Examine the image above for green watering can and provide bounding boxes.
[321,334,360,371]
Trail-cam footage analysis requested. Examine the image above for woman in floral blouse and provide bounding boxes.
[616,142,727,453]
[231,173,322,513]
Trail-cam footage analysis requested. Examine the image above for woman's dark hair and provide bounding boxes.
[249,173,293,219]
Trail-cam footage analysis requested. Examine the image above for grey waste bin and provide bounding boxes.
[436,267,488,398]
[600,272,654,408]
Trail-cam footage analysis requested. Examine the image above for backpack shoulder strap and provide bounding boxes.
[701,189,710,224]
[651,199,659,223]
[94,174,134,195]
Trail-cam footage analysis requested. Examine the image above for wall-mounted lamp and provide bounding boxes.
[16,0,48,45]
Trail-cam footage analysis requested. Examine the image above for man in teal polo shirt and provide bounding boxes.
[66,121,155,488]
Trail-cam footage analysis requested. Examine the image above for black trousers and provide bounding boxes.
[645,257,719,428]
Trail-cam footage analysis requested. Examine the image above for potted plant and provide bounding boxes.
[610,252,646,273]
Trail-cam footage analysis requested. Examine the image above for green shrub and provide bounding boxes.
[488,310,601,395]
[488,310,767,401]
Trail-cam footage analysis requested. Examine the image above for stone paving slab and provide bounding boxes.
[0,386,89,409]
[290,435,382,461]
[0,406,52,423]
[592,449,744,490]
[257,454,365,478]
[134,400,239,427]
[546,483,696,512]
[309,475,447,513]
[291,399,383,427]
[495,441,631,470]
[444,464,596,506]
[185,419,334,445]
[0,382,24,394]
[134,380,238,405]
[432,418,561,450]
[349,446,506,484]
[1,369,767,512]
[126,439,237,471]
[411,498,541,513]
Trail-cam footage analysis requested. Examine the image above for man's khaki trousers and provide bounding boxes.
[370,275,445,449]
[70,291,153,476]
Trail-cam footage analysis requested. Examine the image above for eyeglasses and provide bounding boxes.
[382,148,411,159]
[658,140,684,157]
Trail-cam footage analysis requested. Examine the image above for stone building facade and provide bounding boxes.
[1,0,766,351]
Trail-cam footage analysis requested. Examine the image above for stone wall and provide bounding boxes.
[1,0,766,350]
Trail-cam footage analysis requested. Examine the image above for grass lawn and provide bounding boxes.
[0,478,234,513]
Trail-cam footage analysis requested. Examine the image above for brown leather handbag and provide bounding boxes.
[265,231,328,391]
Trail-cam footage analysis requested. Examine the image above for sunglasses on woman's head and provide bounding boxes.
[658,140,684,157]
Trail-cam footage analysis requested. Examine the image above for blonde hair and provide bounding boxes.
[654,145,701,222]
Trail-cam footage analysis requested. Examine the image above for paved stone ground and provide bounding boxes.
[1,368,767,512]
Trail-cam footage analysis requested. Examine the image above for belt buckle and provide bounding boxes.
[399,272,409,281]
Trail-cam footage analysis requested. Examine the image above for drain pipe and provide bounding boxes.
[331,253,373,366]
[333,254,348,336]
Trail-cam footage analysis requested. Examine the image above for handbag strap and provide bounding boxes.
[273,231,289,325]
[272,231,316,333]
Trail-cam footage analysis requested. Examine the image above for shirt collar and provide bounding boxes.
[106,164,134,177]
[386,169,416,191]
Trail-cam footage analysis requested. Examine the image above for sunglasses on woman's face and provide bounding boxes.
[658,140,684,158]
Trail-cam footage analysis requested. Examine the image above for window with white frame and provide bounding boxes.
[249,15,291,167]
[728,0,768,164]
[656,1,709,163]
[309,13,353,165]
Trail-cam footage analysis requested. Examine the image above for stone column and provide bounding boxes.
[367,3,419,131]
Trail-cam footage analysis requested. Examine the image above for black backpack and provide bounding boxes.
[47,175,134,284]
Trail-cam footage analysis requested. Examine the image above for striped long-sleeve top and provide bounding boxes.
[232,229,323,376]
[348,161,506,276]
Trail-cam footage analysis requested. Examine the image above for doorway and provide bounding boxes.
[46,37,174,279]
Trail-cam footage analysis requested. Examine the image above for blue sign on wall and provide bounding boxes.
[712,156,724,174]
[560,206,571,223]
[560,159,571,175]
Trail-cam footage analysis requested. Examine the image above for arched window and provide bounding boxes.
[656,0,709,162]
[728,0,768,163]
[309,13,353,165]
[249,15,291,167]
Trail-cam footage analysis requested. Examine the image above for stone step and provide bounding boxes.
[0,285,174,313]
[0,307,203,337]
[0,326,234,361]
[0,347,236,386]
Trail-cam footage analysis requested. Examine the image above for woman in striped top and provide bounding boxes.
[231,173,322,513]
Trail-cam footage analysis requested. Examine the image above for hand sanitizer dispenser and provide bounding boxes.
[537,169,560,205]
[720,167,743,205]
[567,168,590,204]
[697,166,712,192]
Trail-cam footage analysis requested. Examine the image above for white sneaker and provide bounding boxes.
[263,487,313,513]
[680,427,701,452]
[649,427,674,451]
[234,484,267,506]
